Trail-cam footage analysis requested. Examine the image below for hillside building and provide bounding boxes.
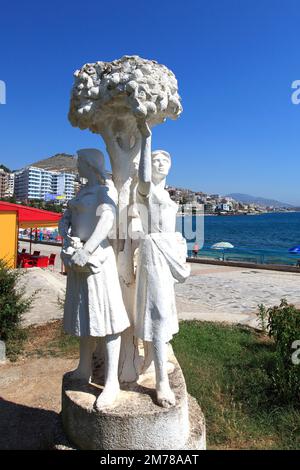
[14,166,75,202]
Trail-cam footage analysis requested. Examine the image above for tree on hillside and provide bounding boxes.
[0,196,16,203]
[26,199,63,213]
[0,197,63,213]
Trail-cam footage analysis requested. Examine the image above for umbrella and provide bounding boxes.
[211,241,234,261]
[288,245,300,254]
[211,242,234,250]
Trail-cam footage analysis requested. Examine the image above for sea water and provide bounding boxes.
[176,212,300,266]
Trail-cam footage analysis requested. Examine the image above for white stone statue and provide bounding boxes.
[134,120,190,407]
[68,56,183,383]
[58,148,130,410]
[60,56,206,450]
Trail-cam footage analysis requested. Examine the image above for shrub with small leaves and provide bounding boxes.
[257,303,268,333]
[0,259,35,359]
[267,299,300,402]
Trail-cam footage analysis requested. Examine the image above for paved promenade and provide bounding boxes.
[176,263,300,329]
[17,244,300,329]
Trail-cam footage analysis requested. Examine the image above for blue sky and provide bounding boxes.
[0,0,299,204]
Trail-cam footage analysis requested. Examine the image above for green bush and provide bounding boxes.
[267,299,300,402]
[257,303,268,333]
[0,259,34,359]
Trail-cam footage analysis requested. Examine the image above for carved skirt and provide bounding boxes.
[63,244,130,337]
[134,232,190,343]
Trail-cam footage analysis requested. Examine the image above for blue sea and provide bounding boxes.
[176,212,300,266]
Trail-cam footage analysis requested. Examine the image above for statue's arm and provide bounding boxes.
[137,121,152,197]
[84,209,114,256]
[58,208,71,238]
[71,198,115,268]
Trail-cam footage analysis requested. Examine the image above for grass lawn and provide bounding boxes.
[172,321,300,450]
[6,319,300,450]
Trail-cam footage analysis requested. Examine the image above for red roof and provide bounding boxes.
[0,201,62,228]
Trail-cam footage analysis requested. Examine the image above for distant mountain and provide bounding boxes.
[227,193,294,208]
[30,153,78,174]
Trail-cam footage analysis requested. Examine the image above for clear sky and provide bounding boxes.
[0,0,299,204]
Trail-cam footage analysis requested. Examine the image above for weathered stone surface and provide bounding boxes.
[69,55,182,133]
[62,357,205,450]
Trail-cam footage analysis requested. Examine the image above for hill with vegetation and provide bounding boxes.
[30,153,78,174]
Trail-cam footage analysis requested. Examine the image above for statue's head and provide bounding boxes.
[151,150,171,183]
[76,148,106,182]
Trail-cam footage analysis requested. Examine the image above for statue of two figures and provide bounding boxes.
[60,56,190,413]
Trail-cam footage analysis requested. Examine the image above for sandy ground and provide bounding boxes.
[0,357,76,449]
[17,244,300,329]
[18,268,66,327]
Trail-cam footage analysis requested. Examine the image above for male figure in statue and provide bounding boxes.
[134,121,190,408]
[59,148,130,410]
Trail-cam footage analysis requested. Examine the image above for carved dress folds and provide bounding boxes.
[135,184,190,343]
[62,186,130,337]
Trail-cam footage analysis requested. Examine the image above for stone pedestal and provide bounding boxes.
[61,357,206,450]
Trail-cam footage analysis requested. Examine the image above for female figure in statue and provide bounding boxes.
[59,148,130,410]
[135,122,190,408]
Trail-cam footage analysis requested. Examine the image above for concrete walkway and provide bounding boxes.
[18,256,300,329]
[176,264,300,329]
[18,268,66,327]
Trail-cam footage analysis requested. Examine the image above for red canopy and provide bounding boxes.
[0,201,62,228]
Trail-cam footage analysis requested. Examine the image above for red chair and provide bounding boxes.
[33,250,40,256]
[48,253,56,270]
[22,259,35,269]
[18,253,30,266]
[36,257,49,268]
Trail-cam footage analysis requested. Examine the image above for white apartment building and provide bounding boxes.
[7,173,15,197]
[14,166,75,202]
[216,202,233,212]
[52,172,75,201]
[0,169,14,198]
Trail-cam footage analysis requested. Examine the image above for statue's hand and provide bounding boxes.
[71,248,90,267]
[136,118,151,138]
[69,236,83,250]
